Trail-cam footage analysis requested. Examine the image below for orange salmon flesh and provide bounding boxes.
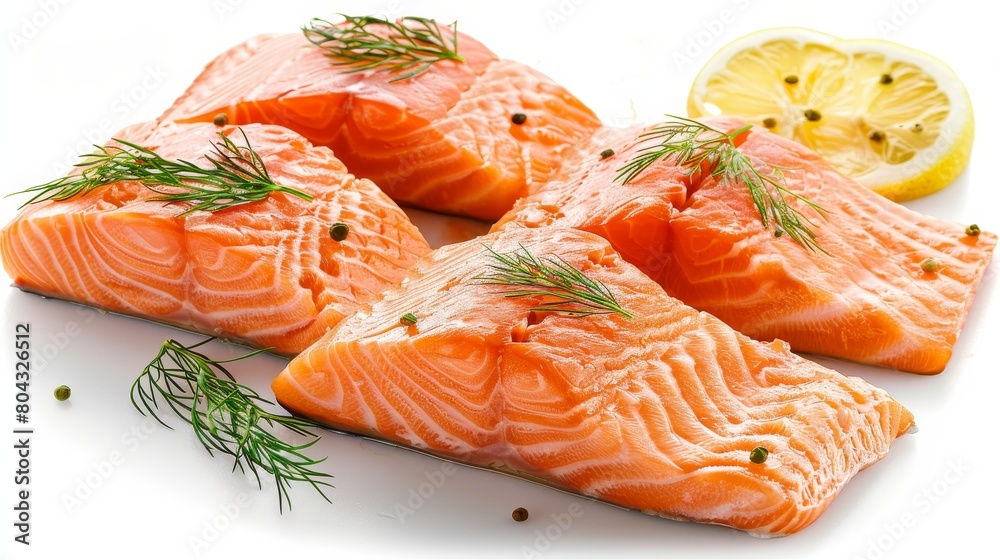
[161,28,602,221]
[495,118,997,373]
[273,225,914,537]
[0,122,431,355]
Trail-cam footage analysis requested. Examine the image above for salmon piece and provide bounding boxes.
[272,225,914,537]
[0,122,430,356]
[160,26,602,221]
[495,119,997,373]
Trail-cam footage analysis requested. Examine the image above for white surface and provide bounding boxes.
[1,1,998,559]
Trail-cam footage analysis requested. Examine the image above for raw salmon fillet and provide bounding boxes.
[272,225,914,537]
[160,25,602,221]
[0,122,430,355]
[495,119,997,373]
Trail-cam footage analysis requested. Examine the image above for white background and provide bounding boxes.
[1,1,998,559]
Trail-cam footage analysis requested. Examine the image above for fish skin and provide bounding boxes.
[0,121,431,355]
[272,225,914,536]
[495,118,997,373]
[160,28,602,221]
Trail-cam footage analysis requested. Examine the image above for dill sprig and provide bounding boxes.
[474,245,632,319]
[303,15,464,82]
[12,128,312,213]
[615,115,825,252]
[130,338,332,513]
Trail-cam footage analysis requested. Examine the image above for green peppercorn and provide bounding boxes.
[966,224,981,237]
[400,312,418,326]
[784,75,799,84]
[803,109,822,122]
[511,113,527,125]
[213,113,228,127]
[600,148,615,159]
[749,446,769,464]
[762,117,777,129]
[512,507,529,522]
[54,385,71,401]
[879,74,894,85]
[869,130,886,142]
[329,222,350,241]
[920,257,940,273]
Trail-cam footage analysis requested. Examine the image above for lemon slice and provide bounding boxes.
[686,27,974,201]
